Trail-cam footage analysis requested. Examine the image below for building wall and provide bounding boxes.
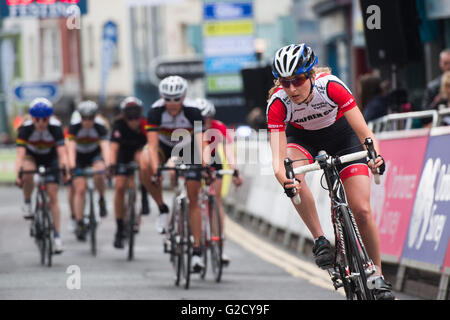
[80,0,133,98]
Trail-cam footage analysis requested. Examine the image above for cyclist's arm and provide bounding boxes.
[110,141,119,167]
[15,146,26,178]
[146,131,159,174]
[100,140,110,167]
[344,106,380,154]
[197,131,209,167]
[57,145,69,172]
[67,139,77,169]
[269,130,289,185]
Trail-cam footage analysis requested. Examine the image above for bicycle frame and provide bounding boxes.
[285,138,381,300]
[21,166,55,267]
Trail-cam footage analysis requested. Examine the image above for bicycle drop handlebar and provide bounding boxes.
[284,138,382,204]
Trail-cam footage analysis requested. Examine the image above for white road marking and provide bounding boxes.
[225,215,345,297]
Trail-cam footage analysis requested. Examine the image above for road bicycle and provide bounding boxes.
[20,166,63,267]
[199,168,234,283]
[114,162,141,261]
[72,168,106,256]
[159,163,208,289]
[284,138,381,300]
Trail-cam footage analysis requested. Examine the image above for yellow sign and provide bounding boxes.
[203,19,254,37]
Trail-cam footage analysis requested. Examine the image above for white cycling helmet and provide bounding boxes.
[77,100,98,117]
[159,76,188,99]
[272,43,318,79]
[195,98,216,118]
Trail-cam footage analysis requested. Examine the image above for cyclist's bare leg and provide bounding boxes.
[46,183,61,234]
[73,176,87,222]
[114,175,128,220]
[68,185,75,217]
[287,147,324,239]
[140,150,164,206]
[343,174,382,273]
[92,160,106,197]
[22,159,36,201]
[186,179,202,248]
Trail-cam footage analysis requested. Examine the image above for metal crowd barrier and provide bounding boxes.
[368,110,439,133]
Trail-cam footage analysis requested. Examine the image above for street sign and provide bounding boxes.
[13,82,60,103]
[154,57,205,80]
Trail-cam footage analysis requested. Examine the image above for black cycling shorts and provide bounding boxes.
[25,152,60,184]
[285,116,369,181]
[76,149,104,169]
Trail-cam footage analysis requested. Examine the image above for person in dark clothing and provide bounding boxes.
[421,49,450,112]
[357,73,390,123]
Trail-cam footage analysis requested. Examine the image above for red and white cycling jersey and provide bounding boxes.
[266,73,357,132]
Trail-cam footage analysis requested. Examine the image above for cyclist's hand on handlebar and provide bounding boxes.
[202,166,213,185]
[151,173,162,185]
[15,176,23,188]
[368,155,386,175]
[232,169,243,187]
[283,178,301,197]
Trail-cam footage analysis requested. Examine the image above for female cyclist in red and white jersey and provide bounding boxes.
[266,43,394,300]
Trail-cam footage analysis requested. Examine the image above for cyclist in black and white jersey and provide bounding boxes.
[144,75,209,272]
[67,101,110,241]
[15,98,70,254]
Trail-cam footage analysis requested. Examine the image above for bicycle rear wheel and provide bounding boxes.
[208,196,223,283]
[340,206,373,300]
[199,200,209,280]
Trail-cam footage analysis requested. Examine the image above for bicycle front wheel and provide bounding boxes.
[42,206,53,267]
[127,191,136,261]
[340,206,373,300]
[89,190,97,257]
[179,198,192,289]
[208,196,223,283]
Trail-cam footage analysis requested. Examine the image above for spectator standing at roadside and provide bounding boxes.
[421,49,450,111]
[357,74,390,123]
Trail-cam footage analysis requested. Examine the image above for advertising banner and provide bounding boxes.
[443,239,450,273]
[401,128,450,271]
[0,0,87,18]
[205,54,255,74]
[370,132,429,262]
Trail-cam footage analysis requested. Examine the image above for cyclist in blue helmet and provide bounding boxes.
[16,98,70,254]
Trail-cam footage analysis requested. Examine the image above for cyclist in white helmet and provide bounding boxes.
[66,100,110,241]
[267,43,394,300]
[195,97,243,266]
[144,75,210,272]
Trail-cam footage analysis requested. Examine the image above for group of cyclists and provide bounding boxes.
[15,74,242,272]
[15,42,395,299]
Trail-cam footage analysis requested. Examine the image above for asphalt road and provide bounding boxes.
[0,186,419,301]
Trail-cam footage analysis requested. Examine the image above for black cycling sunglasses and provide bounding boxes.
[164,97,181,102]
[81,115,95,121]
[123,106,142,120]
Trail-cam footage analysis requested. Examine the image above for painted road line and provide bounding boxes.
[225,215,345,297]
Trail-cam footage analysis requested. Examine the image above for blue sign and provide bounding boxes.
[13,82,60,103]
[100,21,119,105]
[0,0,88,18]
[205,54,256,74]
[204,2,253,20]
[401,132,450,269]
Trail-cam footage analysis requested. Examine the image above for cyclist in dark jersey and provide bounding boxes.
[67,100,109,241]
[267,43,394,300]
[110,97,148,249]
[15,98,70,254]
[144,75,209,272]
